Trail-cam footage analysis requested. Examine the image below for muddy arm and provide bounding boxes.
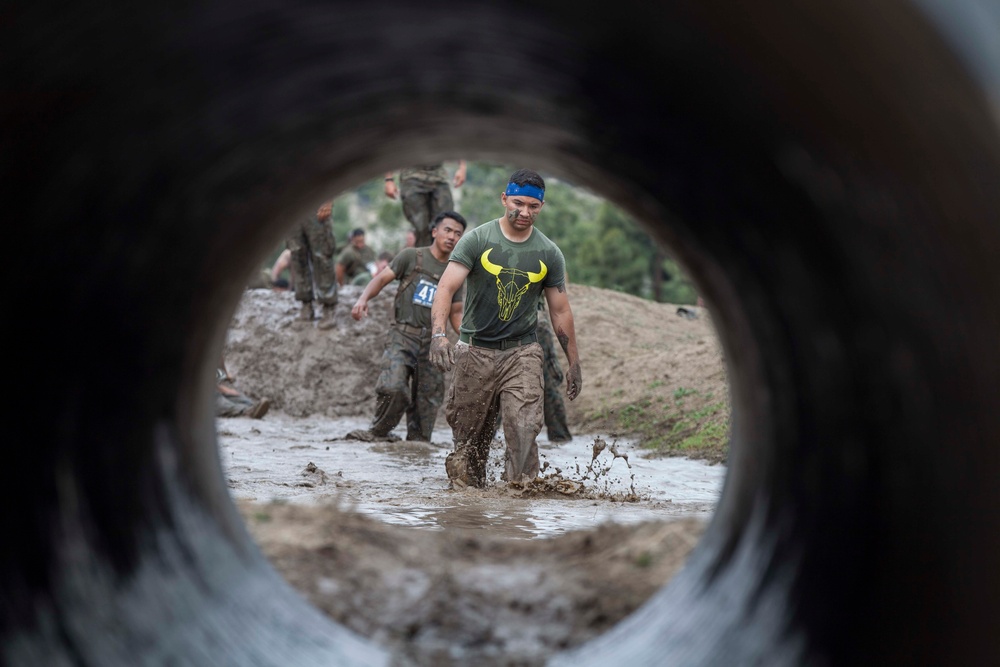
[544,284,582,400]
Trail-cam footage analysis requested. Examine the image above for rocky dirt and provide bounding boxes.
[223,283,729,666]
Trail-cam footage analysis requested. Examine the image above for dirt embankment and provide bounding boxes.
[225,283,729,459]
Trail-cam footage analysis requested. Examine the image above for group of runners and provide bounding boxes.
[352,167,582,488]
[232,165,584,489]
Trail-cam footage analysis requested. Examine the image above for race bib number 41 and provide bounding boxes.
[412,278,437,308]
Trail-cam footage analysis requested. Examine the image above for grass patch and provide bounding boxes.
[588,388,730,463]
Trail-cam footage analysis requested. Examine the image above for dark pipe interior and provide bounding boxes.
[4,0,1000,664]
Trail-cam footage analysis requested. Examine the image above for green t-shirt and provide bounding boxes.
[400,164,449,184]
[449,219,566,343]
[338,244,376,280]
[390,247,461,328]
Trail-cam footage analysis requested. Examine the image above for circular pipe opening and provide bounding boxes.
[5,1,1000,665]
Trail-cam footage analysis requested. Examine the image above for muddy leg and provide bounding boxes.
[444,344,496,487]
[371,329,416,437]
[407,338,444,441]
[497,344,545,484]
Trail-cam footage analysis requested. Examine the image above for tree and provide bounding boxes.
[285,162,699,304]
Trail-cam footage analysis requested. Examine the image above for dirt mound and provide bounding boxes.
[225,283,728,455]
[240,499,705,666]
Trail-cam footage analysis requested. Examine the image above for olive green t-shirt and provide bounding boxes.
[449,219,566,343]
[390,247,461,328]
[338,244,376,280]
[399,164,449,184]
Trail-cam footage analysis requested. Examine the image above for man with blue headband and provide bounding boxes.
[429,168,583,488]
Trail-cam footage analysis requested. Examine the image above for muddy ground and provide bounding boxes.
[223,284,729,666]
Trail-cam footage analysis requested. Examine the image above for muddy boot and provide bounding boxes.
[445,451,471,488]
[446,445,483,488]
[298,301,314,321]
[247,398,270,419]
[316,303,336,329]
[345,429,401,442]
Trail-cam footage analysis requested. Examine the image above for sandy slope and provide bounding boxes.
[225,283,727,434]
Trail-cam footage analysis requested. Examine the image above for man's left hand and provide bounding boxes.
[566,363,583,401]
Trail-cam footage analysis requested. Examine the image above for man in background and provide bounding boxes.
[350,212,467,442]
[385,161,467,247]
[337,227,377,286]
[216,357,270,419]
[285,200,338,328]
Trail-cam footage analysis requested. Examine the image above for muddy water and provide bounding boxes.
[219,412,725,539]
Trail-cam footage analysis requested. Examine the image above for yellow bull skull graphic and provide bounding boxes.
[480,248,547,321]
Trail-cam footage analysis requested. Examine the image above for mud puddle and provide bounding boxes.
[220,412,725,539]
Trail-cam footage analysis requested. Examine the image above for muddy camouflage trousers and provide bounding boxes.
[536,316,571,441]
[445,342,544,487]
[371,326,444,442]
[286,215,338,307]
[401,179,453,247]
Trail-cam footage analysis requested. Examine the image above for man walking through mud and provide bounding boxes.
[285,199,339,328]
[430,169,582,488]
[350,211,467,441]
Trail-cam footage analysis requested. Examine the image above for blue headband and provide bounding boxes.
[505,182,544,202]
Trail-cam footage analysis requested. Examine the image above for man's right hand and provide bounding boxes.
[430,336,454,371]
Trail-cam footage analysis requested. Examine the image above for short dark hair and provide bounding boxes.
[349,228,365,238]
[431,210,467,230]
[377,251,394,262]
[507,168,545,191]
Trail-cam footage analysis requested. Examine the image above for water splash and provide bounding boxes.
[498,437,642,501]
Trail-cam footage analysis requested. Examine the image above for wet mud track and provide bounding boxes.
[220,413,724,539]
[222,413,722,664]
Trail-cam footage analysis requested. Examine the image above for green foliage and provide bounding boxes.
[304,161,699,304]
[672,386,696,401]
[660,257,698,304]
[571,202,651,295]
[353,177,384,207]
[375,200,406,232]
[331,198,352,243]
[634,552,654,568]
[459,162,511,227]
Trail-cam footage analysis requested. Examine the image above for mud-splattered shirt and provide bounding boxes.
[390,247,461,329]
[449,218,565,343]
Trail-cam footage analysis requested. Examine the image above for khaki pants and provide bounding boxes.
[444,341,544,486]
[401,179,454,247]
